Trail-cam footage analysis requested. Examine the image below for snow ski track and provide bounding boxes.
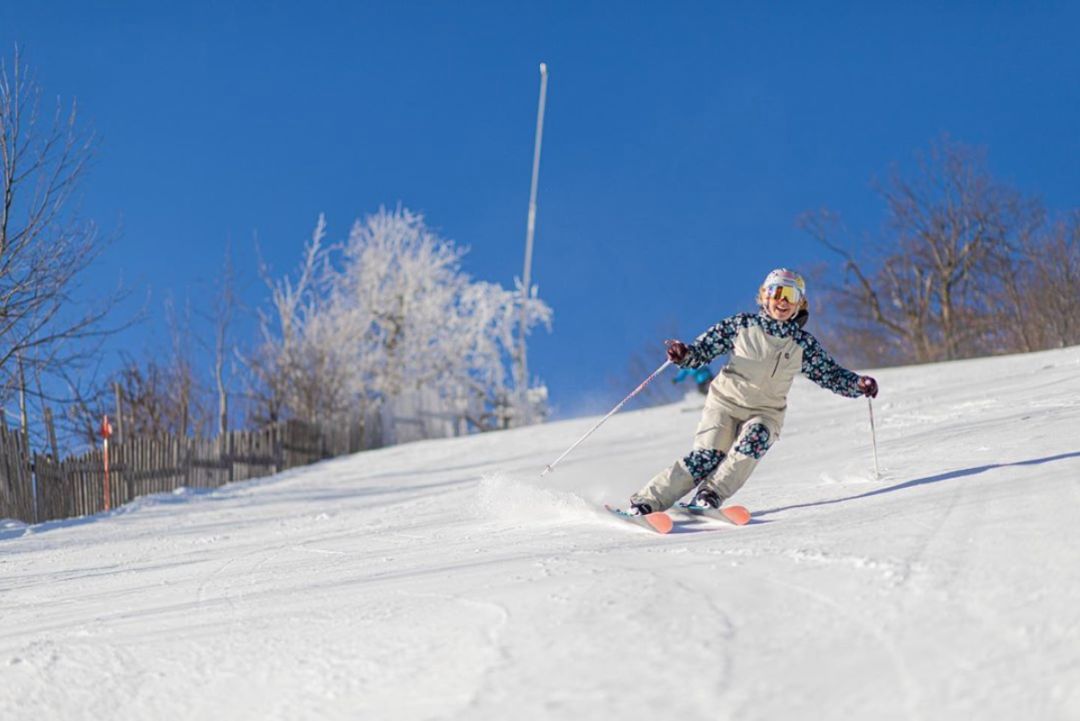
[747,569,923,721]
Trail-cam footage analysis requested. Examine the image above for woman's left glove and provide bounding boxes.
[857,376,879,398]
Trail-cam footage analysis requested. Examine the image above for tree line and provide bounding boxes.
[0,48,550,455]
[803,137,1080,367]
[5,46,1077,454]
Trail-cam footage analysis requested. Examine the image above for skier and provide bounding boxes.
[672,364,714,395]
[628,268,878,515]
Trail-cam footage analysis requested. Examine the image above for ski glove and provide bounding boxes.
[665,340,689,364]
[857,376,879,398]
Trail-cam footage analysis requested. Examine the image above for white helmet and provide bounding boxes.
[760,268,806,305]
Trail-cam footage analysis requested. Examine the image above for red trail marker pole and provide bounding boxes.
[100,415,113,511]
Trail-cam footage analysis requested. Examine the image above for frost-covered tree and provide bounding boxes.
[248,207,551,443]
[245,215,353,427]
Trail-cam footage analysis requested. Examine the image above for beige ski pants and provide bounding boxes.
[630,402,778,512]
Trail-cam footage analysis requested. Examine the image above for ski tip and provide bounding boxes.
[644,512,674,534]
[721,505,752,526]
[603,505,673,534]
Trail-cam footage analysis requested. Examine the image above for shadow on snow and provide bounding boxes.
[753,450,1080,519]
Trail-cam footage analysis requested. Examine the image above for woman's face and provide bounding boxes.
[761,287,800,322]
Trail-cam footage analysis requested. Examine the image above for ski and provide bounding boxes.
[678,502,752,526]
[604,504,674,534]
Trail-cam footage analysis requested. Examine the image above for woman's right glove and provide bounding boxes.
[665,340,689,364]
[857,376,879,398]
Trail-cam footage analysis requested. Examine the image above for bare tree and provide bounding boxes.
[801,138,1044,365]
[0,46,126,440]
[97,300,210,440]
[998,212,1080,352]
[206,243,239,435]
[165,296,209,435]
[1032,213,1080,347]
[110,359,207,438]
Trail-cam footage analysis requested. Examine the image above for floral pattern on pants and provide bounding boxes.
[682,448,724,482]
[734,423,772,459]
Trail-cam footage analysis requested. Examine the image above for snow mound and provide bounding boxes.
[475,473,594,522]
[0,518,28,540]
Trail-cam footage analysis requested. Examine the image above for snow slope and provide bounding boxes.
[3,347,1079,721]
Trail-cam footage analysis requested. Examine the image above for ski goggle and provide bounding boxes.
[764,284,803,304]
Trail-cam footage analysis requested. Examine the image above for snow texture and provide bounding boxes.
[2,346,1079,720]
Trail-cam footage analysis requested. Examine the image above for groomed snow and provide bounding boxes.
[2,346,1079,720]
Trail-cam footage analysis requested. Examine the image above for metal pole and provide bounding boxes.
[867,397,881,479]
[541,360,671,477]
[516,62,549,417]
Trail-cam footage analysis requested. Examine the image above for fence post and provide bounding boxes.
[226,431,234,483]
[44,407,59,462]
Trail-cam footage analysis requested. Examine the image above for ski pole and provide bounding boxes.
[541,359,672,477]
[867,397,881,479]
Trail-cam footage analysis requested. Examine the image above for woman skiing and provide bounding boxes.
[628,268,878,515]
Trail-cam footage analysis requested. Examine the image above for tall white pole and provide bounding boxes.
[516,62,548,417]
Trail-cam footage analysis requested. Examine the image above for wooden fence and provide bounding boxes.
[0,417,375,525]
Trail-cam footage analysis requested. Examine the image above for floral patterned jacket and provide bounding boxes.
[679,311,862,431]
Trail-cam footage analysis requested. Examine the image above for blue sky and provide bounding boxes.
[2,2,1078,419]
